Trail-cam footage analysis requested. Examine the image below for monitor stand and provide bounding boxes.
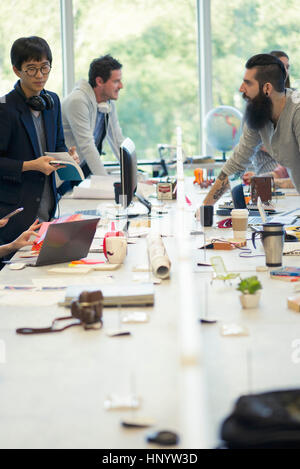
[115,194,152,219]
[135,192,152,215]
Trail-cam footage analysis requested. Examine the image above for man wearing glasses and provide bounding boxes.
[0,36,77,246]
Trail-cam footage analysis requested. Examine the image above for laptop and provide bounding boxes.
[19,218,100,267]
[248,197,298,226]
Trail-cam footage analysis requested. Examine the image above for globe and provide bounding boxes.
[204,105,243,158]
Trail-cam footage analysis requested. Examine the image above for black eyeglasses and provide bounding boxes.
[22,64,51,77]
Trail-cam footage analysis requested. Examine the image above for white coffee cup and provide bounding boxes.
[105,237,127,264]
[231,209,248,240]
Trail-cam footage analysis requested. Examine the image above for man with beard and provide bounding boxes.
[196,53,300,213]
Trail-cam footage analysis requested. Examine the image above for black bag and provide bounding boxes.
[220,389,300,448]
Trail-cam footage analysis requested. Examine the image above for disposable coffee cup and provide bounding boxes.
[231,209,248,240]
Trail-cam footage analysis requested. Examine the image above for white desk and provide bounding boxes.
[0,193,209,449]
[1,185,300,449]
[193,188,300,446]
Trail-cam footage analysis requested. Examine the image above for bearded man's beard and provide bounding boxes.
[243,88,273,130]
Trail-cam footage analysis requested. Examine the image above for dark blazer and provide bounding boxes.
[0,83,67,244]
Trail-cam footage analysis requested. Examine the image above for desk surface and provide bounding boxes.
[1,185,300,448]
[0,192,208,449]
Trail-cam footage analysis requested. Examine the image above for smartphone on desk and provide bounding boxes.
[0,207,24,220]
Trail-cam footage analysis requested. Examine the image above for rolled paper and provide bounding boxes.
[146,233,171,279]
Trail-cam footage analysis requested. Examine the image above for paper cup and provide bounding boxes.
[231,209,248,240]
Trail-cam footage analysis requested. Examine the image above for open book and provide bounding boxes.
[45,152,84,181]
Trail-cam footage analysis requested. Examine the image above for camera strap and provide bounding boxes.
[16,316,82,335]
[16,290,104,335]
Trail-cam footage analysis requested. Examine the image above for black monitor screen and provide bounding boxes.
[120,138,137,208]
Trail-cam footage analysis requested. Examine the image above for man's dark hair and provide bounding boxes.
[11,36,52,70]
[88,54,122,87]
[269,50,289,60]
[245,53,286,92]
[270,50,290,88]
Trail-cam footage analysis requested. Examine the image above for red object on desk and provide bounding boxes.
[217,218,232,228]
[185,195,192,206]
[70,259,105,265]
[103,230,125,260]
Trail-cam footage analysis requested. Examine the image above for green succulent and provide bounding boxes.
[237,276,262,295]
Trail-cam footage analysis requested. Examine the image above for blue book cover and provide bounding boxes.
[56,163,84,181]
[45,152,84,181]
[270,267,300,277]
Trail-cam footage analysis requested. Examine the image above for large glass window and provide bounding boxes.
[0,0,62,96]
[72,0,200,161]
[211,0,300,158]
[211,0,300,108]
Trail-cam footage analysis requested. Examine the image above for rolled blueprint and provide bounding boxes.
[146,233,171,279]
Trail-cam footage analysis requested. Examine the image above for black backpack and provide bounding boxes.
[220,389,300,448]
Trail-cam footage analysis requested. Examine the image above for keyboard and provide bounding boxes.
[218,201,276,212]
[75,209,102,216]
[248,215,269,225]
[269,213,298,225]
[248,213,298,226]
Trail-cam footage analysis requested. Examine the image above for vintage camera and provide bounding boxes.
[71,290,103,329]
[16,290,104,335]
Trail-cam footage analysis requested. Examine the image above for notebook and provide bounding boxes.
[19,218,100,267]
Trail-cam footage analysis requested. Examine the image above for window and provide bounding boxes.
[211,0,300,110]
[0,0,62,96]
[209,0,300,159]
[73,0,200,161]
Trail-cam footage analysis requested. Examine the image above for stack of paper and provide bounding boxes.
[72,175,119,199]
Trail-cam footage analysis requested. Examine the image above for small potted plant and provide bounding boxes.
[237,276,262,309]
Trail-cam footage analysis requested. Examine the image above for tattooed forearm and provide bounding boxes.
[202,172,230,205]
[213,177,230,200]
[218,171,228,181]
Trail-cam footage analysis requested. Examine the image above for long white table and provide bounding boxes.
[1,184,300,449]
[0,190,210,449]
[193,188,300,447]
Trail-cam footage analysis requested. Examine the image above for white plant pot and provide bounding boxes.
[239,291,261,309]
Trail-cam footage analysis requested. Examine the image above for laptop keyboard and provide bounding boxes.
[269,214,298,225]
[248,215,269,225]
[248,213,298,226]
[75,209,101,216]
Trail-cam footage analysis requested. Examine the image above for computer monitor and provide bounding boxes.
[119,138,151,215]
[120,137,137,208]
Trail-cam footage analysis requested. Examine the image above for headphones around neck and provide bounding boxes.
[97,101,111,114]
[14,81,54,111]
